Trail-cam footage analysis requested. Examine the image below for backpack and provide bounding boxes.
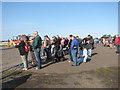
[24,41,29,52]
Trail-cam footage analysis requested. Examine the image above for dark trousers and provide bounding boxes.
[116,45,120,53]
[44,48,50,60]
[55,49,64,58]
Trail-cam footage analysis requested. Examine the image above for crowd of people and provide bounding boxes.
[14,31,120,71]
[94,35,120,55]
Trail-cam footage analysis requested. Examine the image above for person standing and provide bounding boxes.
[42,38,46,56]
[32,31,42,70]
[48,37,52,57]
[65,37,69,54]
[71,36,79,66]
[112,37,115,48]
[29,36,37,66]
[68,35,73,62]
[91,36,94,49]
[115,35,120,55]
[61,37,65,48]
[43,35,51,60]
[10,39,13,47]
[15,38,28,71]
[86,35,93,57]
[103,38,106,47]
[8,39,10,47]
[109,37,113,49]
[60,37,65,55]
[54,35,61,58]
[76,36,80,53]
[51,36,55,55]
[82,36,88,48]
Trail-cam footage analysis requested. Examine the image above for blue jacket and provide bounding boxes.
[71,38,79,51]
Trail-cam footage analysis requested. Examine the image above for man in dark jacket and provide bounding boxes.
[54,35,63,59]
[91,36,94,49]
[68,35,73,62]
[86,35,93,57]
[54,35,61,51]
[82,37,88,48]
[32,31,42,70]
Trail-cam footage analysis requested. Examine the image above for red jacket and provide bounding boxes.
[115,37,120,45]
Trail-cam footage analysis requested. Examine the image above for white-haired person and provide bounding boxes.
[32,31,42,70]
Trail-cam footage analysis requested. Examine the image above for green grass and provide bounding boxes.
[95,67,119,73]
[22,70,32,74]
[95,69,101,73]
[45,80,49,84]
[3,70,19,74]
[2,70,32,76]
[102,67,110,73]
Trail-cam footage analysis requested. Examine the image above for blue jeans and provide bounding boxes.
[71,50,79,66]
[55,49,64,58]
[78,57,84,62]
[78,56,87,62]
[34,48,41,69]
[116,45,120,53]
[79,50,83,56]
[88,49,91,56]
[44,48,50,60]
[43,48,46,56]
[55,50,58,58]
[55,50,58,55]
[69,49,73,61]
[49,48,51,57]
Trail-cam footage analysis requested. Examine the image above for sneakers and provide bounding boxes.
[88,55,92,57]
[68,61,71,63]
[117,53,119,55]
[32,62,34,65]
[36,67,41,70]
[36,67,38,70]
[23,68,28,71]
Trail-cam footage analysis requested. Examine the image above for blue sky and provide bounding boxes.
[2,2,118,40]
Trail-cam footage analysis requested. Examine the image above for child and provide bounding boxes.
[78,47,88,63]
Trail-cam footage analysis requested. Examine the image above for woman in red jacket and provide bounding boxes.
[115,35,120,54]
